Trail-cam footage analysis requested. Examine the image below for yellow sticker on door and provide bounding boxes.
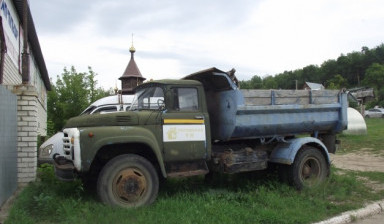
[163,125,206,142]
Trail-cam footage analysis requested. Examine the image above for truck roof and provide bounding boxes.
[135,79,202,91]
[136,67,238,92]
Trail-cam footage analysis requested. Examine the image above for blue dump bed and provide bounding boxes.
[184,68,348,141]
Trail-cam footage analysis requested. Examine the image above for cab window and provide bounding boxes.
[130,86,165,110]
[173,88,198,111]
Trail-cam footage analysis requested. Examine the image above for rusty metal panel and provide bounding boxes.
[0,85,17,206]
[212,146,268,174]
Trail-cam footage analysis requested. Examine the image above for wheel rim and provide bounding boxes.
[112,168,147,205]
[299,156,321,186]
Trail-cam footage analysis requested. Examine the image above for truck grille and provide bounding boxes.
[116,115,132,122]
[62,128,81,171]
[63,130,75,159]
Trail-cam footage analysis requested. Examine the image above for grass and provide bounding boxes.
[357,171,384,183]
[5,118,384,224]
[5,165,384,224]
[338,118,384,154]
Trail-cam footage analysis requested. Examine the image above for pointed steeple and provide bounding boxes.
[119,35,146,94]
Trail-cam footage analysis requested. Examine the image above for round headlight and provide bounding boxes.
[39,144,54,157]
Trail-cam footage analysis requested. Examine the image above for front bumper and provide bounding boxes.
[38,157,53,165]
[53,155,76,181]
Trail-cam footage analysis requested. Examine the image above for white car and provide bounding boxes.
[364,108,384,118]
[38,95,134,164]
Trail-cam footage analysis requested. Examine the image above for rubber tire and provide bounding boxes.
[97,154,159,207]
[280,146,328,190]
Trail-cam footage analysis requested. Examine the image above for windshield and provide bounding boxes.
[130,86,165,110]
[80,106,96,115]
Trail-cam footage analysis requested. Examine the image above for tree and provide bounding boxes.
[301,65,322,83]
[325,74,347,90]
[238,44,384,94]
[363,63,384,90]
[47,66,110,135]
[87,66,111,103]
[274,71,297,89]
[262,75,278,89]
[239,75,263,89]
[249,75,263,89]
[362,63,384,108]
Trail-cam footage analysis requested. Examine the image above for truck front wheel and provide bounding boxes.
[97,154,159,207]
[281,146,328,190]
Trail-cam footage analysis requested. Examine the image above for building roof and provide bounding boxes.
[304,82,324,90]
[13,0,51,90]
[119,46,145,80]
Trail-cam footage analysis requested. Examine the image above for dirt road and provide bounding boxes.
[330,151,384,172]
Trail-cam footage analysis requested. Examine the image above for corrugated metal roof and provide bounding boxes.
[12,0,51,90]
[305,82,324,90]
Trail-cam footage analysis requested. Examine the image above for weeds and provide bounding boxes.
[5,165,383,224]
[5,119,384,224]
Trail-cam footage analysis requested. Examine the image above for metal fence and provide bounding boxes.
[0,85,17,206]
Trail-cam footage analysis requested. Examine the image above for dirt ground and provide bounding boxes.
[330,150,384,224]
[330,150,384,192]
[330,150,384,173]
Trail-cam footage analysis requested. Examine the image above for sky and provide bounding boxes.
[29,0,384,90]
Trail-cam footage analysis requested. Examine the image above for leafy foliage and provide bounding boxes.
[47,66,110,135]
[326,74,347,90]
[362,63,384,107]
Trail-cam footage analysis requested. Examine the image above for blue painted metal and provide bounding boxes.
[231,102,346,140]
[269,137,330,165]
[183,68,348,142]
[0,86,18,206]
[271,90,275,105]
[309,90,313,104]
[206,88,347,141]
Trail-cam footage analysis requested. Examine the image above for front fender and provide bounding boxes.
[269,137,330,165]
[79,126,166,176]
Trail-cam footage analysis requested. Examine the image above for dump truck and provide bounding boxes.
[54,67,348,207]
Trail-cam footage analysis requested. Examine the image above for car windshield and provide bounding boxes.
[130,86,165,111]
[80,106,96,115]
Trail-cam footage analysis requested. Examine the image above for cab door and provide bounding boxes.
[162,87,208,162]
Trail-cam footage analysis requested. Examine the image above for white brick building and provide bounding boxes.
[0,0,50,183]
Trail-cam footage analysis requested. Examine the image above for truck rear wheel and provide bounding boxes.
[97,154,159,207]
[280,146,328,190]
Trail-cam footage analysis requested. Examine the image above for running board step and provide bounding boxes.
[166,160,209,178]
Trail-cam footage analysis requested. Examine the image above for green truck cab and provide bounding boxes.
[54,68,349,207]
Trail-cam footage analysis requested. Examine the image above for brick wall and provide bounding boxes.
[36,99,47,136]
[2,55,21,85]
[3,54,48,137]
[11,84,38,183]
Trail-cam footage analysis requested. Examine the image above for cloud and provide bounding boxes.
[30,0,96,33]
[30,0,384,90]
